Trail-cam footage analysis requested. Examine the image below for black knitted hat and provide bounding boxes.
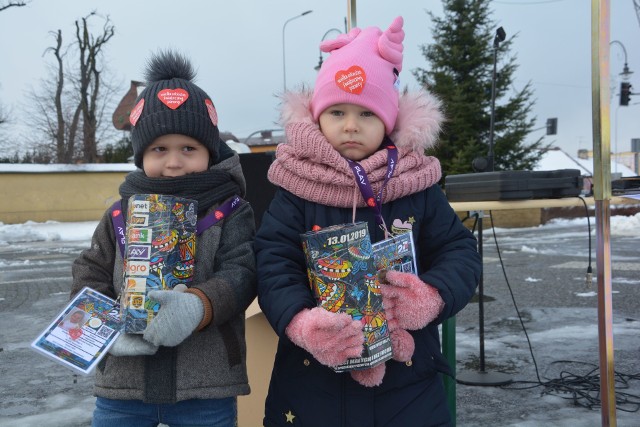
[130,50,220,168]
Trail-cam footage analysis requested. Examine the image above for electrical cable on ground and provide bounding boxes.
[469,203,640,413]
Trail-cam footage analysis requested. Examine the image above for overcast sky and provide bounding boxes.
[0,0,638,159]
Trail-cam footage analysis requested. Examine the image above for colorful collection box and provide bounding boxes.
[120,194,198,333]
[300,222,393,371]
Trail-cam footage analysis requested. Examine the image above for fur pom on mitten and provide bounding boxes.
[350,363,386,387]
[348,328,413,388]
[380,270,445,331]
[286,307,364,368]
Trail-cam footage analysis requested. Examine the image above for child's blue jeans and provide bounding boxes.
[92,396,237,427]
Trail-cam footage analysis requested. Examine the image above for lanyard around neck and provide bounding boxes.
[345,142,398,228]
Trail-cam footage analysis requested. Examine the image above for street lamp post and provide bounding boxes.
[610,40,634,173]
[282,10,313,92]
[610,40,634,82]
[314,28,343,71]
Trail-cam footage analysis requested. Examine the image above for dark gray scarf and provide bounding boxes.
[119,169,241,216]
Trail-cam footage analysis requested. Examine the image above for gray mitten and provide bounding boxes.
[143,290,204,347]
[109,333,158,356]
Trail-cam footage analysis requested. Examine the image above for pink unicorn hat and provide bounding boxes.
[310,16,405,134]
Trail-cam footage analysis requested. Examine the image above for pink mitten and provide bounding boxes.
[380,270,444,331]
[351,363,386,387]
[389,327,414,362]
[286,307,364,367]
[383,295,415,362]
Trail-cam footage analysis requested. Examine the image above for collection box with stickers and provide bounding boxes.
[300,222,392,372]
[120,194,198,333]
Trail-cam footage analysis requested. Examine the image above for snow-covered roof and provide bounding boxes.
[534,148,636,177]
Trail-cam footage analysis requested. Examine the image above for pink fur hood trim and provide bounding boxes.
[268,122,442,208]
[269,88,444,208]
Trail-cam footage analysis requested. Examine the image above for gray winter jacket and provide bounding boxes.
[71,153,257,403]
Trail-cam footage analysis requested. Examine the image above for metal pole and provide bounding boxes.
[591,1,617,425]
[614,106,618,174]
[487,27,505,172]
[456,211,511,387]
[477,215,486,371]
[488,46,498,172]
[314,28,343,72]
[347,0,357,30]
[441,316,456,424]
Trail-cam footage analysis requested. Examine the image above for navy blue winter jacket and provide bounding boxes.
[255,185,480,426]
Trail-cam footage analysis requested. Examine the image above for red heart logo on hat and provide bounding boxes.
[335,65,366,95]
[129,99,144,126]
[214,210,224,220]
[158,88,189,110]
[205,99,218,126]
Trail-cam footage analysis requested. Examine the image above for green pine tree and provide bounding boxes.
[101,135,134,163]
[413,0,548,176]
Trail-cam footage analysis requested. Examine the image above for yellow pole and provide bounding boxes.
[347,0,357,30]
[590,1,617,425]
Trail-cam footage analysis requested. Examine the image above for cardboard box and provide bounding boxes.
[237,299,277,427]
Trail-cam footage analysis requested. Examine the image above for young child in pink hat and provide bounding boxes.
[255,16,481,426]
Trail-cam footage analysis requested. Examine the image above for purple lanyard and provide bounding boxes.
[345,144,398,226]
[111,195,243,258]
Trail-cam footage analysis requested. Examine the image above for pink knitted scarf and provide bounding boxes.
[268,122,442,208]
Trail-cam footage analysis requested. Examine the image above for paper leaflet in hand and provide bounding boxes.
[371,230,418,274]
[31,287,121,375]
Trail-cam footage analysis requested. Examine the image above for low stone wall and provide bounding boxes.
[0,165,132,224]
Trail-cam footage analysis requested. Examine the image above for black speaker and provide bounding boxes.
[238,152,277,229]
[445,169,583,202]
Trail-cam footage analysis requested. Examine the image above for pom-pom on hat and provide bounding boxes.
[311,16,404,135]
[130,50,220,168]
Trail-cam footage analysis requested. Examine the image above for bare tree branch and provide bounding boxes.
[23,11,118,163]
[0,1,28,13]
[75,12,115,162]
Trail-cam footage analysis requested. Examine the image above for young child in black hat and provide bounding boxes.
[71,50,256,427]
